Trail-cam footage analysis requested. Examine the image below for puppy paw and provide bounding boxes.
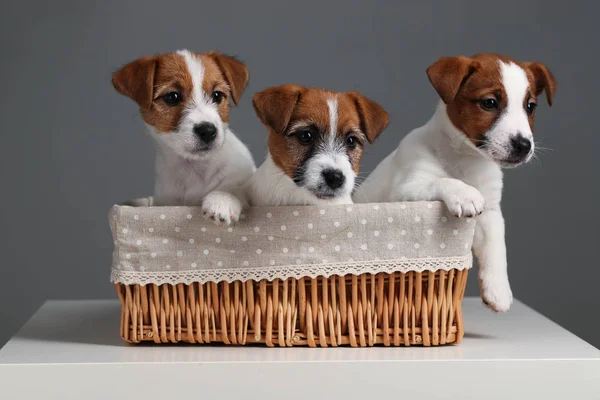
[480,277,513,313]
[443,184,485,218]
[201,191,243,226]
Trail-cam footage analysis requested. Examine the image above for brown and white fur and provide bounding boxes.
[246,84,389,206]
[356,54,556,312]
[112,50,255,224]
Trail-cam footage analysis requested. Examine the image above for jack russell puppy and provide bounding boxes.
[247,84,389,206]
[112,50,255,224]
[356,54,556,312]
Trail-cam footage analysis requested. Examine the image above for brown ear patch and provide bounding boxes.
[426,56,481,104]
[253,84,305,134]
[206,52,249,105]
[345,91,389,144]
[112,56,158,109]
[522,62,557,106]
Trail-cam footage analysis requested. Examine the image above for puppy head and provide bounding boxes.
[112,50,249,159]
[253,84,389,200]
[427,53,556,167]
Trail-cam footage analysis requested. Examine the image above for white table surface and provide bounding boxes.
[1,298,599,399]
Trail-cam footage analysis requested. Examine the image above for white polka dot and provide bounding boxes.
[160,214,166,220]
[440,243,446,249]
[122,228,128,234]
[400,256,407,260]
[270,260,275,265]
[307,223,313,229]
[174,226,180,232]
[191,262,197,268]
[321,234,327,239]
[133,214,139,220]
[217,261,223,267]
[227,227,233,232]
[441,216,448,222]
[201,227,207,232]
[320,209,326,215]
[427,203,433,209]
[360,244,367,250]
[400,204,406,209]
[139,266,145,271]
[414,243,420,249]
[334,221,340,227]
[427,229,433,235]
[414,216,421,222]
[189,238,194,244]
[465,243,470,249]
[387,244,394,250]
[243,261,249,266]
[125,253,131,259]
[215,237,221,243]
[401,230,406,235]
[230,249,235,254]
[137,240,143,245]
[388,217,393,223]
[186,214,192,220]
[334,245,341,252]
[360,219,367,225]
[282,248,288,253]
[296,259,302,264]
[151,252,157,258]
[293,211,299,216]
[148,227,154,233]
[346,207,353,212]
[241,236,248,241]
[281,225,287,231]
[294,236,300,240]
[373,205,380,210]
[322,260,328,264]
[266,212,272,218]
[347,232,353,238]
[203,249,209,255]
[373,231,380,237]
[268,236,274,241]
[453,229,459,235]
[165,264,171,270]
[348,258,354,262]
[308,247,314,253]
[256,249,262,254]
[254,226,260,232]
[176,251,183,257]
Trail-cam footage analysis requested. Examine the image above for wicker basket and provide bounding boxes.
[110,199,474,347]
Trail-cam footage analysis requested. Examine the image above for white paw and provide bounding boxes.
[201,191,243,226]
[443,184,485,218]
[480,276,513,312]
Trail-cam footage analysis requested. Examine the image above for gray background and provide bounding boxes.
[1,0,598,349]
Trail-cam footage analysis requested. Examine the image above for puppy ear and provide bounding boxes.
[426,56,480,104]
[112,56,157,109]
[346,91,389,144]
[522,62,557,106]
[253,84,304,134]
[208,52,249,105]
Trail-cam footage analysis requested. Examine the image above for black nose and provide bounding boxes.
[322,169,345,190]
[193,122,217,143]
[510,135,532,158]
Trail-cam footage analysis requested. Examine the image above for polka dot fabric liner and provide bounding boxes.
[109,198,475,286]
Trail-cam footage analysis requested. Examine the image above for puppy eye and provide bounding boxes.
[526,101,537,116]
[163,92,182,106]
[212,91,225,104]
[346,135,358,149]
[479,98,498,111]
[296,130,314,144]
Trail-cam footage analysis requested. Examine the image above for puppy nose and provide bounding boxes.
[193,122,217,143]
[322,169,345,190]
[510,135,532,157]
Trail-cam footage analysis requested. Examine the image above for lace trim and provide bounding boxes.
[111,254,472,285]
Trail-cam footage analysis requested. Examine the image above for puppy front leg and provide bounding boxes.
[201,189,246,225]
[473,209,513,312]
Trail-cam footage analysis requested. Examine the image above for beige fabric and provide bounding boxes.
[109,198,475,285]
